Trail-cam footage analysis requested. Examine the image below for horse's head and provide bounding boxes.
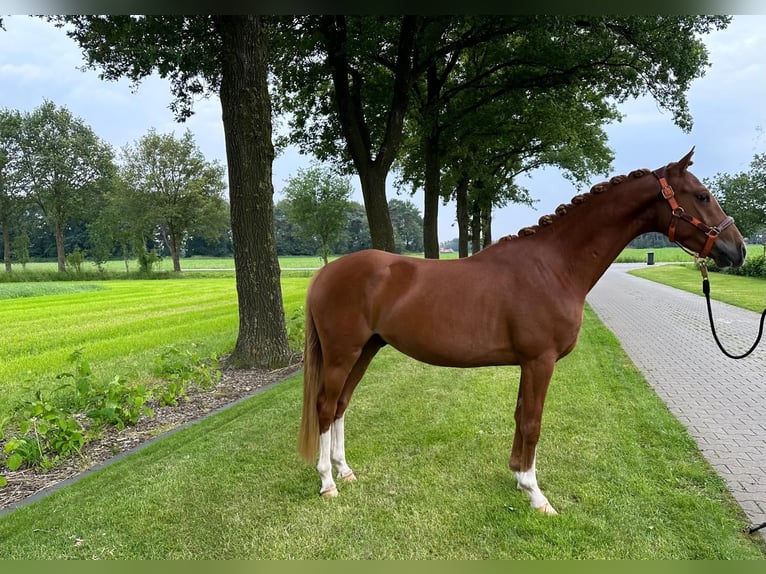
[655,148,746,268]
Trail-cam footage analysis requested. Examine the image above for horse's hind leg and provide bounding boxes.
[317,336,383,497]
[330,415,354,481]
[329,337,384,484]
[510,355,557,515]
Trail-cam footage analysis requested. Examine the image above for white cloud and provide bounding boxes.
[0,62,46,82]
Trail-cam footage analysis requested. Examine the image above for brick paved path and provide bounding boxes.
[587,263,766,538]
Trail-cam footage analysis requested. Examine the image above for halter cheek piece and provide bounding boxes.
[652,168,735,260]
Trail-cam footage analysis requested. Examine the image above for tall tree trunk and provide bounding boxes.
[455,176,469,258]
[55,221,65,272]
[359,167,396,253]
[470,199,481,255]
[481,204,492,249]
[170,237,181,272]
[3,222,11,272]
[215,15,291,369]
[319,16,416,253]
[422,135,441,259]
[160,225,182,272]
[422,62,441,260]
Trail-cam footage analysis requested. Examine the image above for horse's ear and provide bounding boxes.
[677,147,695,171]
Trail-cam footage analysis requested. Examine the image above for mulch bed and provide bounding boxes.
[0,363,301,513]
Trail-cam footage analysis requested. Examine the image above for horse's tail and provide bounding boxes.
[298,293,322,463]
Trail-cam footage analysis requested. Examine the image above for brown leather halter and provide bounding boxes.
[653,168,735,259]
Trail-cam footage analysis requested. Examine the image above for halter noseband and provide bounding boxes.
[652,168,735,260]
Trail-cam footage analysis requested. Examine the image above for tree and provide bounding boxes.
[119,128,227,272]
[275,16,729,258]
[16,100,114,272]
[273,16,418,253]
[388,198,423,253]
[332,202,371,255]
[709,152,766,254]
[0,109,23,272]
[282,165,353,265]
[401,15,729,257]
[89,172,159,272]
[56,15,291,368]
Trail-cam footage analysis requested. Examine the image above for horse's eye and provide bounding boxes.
[695,193,711,203]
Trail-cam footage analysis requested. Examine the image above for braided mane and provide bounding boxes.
[499,168,652,241]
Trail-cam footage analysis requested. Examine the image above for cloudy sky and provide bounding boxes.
[1,14,765,241]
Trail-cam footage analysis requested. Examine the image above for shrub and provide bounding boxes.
[709,254,766,278]
[65,247,87,273]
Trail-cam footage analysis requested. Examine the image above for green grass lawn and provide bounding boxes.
[630,264,766,313]
[0,306,763,558]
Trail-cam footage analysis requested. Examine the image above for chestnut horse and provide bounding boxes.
[298,149,746,514]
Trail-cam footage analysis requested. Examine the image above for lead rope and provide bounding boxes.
[697,259,766,360]
[694,259,766,535]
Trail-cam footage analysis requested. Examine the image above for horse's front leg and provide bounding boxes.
[510,355,557,515]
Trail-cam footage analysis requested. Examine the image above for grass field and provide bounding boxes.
[0,306,763,558]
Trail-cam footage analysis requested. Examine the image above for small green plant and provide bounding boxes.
[153,345,221,393]
[85,377,154,430]
[156,378,188,407]
[3,390,85,471]
[286,306,305,353]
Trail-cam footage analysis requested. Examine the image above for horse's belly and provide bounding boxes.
[383,332,517,368]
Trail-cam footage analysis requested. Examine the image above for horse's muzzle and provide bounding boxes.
[713,240,746,269]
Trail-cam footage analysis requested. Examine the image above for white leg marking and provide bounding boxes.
[330,415,355,481]
[514,456,557,514]
[317,430,337,496]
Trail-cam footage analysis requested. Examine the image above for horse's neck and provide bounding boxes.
[527,180,658,294]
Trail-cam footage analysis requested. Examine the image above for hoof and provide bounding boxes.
[320,486,338,498]
[535,502,558,515]
[339,471,357,482]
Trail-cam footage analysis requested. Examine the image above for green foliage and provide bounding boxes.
[281,165,353,265]
[389,198,423,253]
[136,248,160,273]
[119,128,229,272]
[707,152,766,240]
[0,345,222,478]
[17,100,115,272]
[84,377,154,430]
[152,345,221,406]
[64,246,86,273]
[11,231,30,268]
[285,305,305,353]
[709,254,766,278]
[4,390,85,471]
